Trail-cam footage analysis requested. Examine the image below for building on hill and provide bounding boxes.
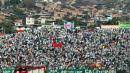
[0,0,5,6]
[35,0,53,3]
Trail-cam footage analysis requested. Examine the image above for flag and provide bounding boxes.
[92,63,103,68]
[52,43,63,48]
[52,39,63,48]
[64,21,74,30]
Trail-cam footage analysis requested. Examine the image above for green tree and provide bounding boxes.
[56,19,64,25]
[12,7,25,19]
[83,14,90,19]
[7,15,19,21]
[71,17,86,27]
[32,15,40,19]
[63,15,70,20]
[23,0,35,9]
[0,20,15,34]
[105,17,119,25]
[45,21,51,25]
[42,2,47,6]
[9,0,21,6]
[63,16,87,27]
[13,7,24,15]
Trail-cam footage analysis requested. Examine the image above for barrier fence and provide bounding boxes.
[2,67,15,73]
[1,67,130,73]
[1,66,46,73]
[48,69,117,73]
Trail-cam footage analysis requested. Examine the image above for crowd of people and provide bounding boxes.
[0,28,130,71]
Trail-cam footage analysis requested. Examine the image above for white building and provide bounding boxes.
[48,0,53,2]
[14,19,23,26]
[26,17,35,25]
[37,17,46,24]
[41,18,46,24]
[35,0,53,3]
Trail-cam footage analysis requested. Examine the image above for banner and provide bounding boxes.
[16,27,25,32]
[85,69,116,73]
[48,69,57,73]
[2,67,15,73]
[119,22,130,28]
[107,15,112,21]
[58,69,85,73]
[64,21,74,30]
[49,69,117,73]
[1,67,122,73]
[101,25,119,29]
[14,66,46,73]
[0,43,4,47]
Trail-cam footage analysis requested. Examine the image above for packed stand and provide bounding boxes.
[0,28,130,71]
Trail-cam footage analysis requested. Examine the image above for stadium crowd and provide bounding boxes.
[0,28,130,71]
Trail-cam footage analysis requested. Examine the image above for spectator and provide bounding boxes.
[0,28,129,71]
